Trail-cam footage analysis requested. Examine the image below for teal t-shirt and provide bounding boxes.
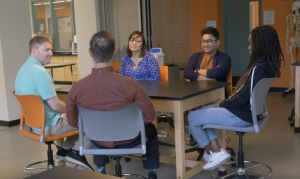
[15,56,60,131]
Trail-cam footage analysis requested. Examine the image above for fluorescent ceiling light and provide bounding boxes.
[66,0,71,1]
[53,1,65,3]
[54,7,64,10]
[43,3,50,5]
[33,3,42,5]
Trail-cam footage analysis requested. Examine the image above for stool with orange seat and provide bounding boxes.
[13,91,78,175]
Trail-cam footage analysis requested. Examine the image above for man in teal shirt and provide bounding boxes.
[15,35,93,171]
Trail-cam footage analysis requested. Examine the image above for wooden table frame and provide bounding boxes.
[150,87,226,179]
[293,64,300,133]
[56,86,226,179]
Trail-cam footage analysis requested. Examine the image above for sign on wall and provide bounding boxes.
[264,10,275,25]
[207,20,216,28]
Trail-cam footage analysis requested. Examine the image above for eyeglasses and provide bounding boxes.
[202,39,216,45]
[129,39,142,44]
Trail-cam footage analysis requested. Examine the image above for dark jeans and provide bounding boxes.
[92,123,160,169]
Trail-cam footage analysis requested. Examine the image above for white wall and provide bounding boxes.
[0,0,32,122]
[74,0,99,79]
[0,36,9,121]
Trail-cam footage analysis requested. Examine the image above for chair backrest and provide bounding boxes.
[159,66,168,82]
[111,61,121,72]
[77,103,146,155]
[251,77,275,133]
[226,68,233,96]
[202,76,275,134]
[12,91,46,142]
[168,65,181,81]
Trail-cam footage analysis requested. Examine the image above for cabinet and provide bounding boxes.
[151,0,192,65]
[47,55,79,82]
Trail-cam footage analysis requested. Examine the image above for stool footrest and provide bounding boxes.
[24,159,78,175]
[112,173,147,179]
[213,161,272,179]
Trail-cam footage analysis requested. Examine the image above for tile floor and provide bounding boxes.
[0,92,298,179]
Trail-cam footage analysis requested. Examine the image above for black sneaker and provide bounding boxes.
[54,145,70,160]
[64,149,94,171]
[148,173,157,179]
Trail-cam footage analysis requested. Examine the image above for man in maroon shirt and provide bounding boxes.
[66,30,159,179]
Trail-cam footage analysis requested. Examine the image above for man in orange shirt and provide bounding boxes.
[184,27,231,83]
[183,27,232,144]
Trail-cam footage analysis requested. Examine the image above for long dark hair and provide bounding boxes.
[126,31,147,58]
[234,25,285,93]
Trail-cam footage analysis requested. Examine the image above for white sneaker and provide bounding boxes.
[203,148,231,170]
[203,150,212,163]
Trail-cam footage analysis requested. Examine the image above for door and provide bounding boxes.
[168,0,181,64]
[223,0,261,77]
[179,0,192,65]
[151,0,192,65]
[151,0,171,64]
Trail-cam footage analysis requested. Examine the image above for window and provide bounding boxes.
[30,0,76,52]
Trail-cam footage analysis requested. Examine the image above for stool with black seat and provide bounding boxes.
[77,103,148,178]
[156,66,206,161]
[157,65,181,129]
[156,65,181,137]
[12,91,78,175]
[202,77,275,178]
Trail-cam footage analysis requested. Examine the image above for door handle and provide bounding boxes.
[178,41,183,47]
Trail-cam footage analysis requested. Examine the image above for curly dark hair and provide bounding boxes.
[234,25,285,93]
[201,27,219,40]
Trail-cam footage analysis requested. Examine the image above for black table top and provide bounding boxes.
[24,166,120,179]
[44,63,76,68]
[56,81,229,100]
[292,63,300,66]
[165,62,187,70]
[52,53,77,56]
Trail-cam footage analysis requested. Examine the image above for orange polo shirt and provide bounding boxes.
[200,53,215,70]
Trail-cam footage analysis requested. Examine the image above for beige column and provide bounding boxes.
[0,0,32,124]
[73,0,100,80]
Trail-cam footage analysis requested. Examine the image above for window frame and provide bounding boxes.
[30,0,76,52]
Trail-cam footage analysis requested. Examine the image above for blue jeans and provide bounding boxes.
[189,104,252,148]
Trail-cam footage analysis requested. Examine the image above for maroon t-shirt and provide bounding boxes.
[66,66,155,147]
